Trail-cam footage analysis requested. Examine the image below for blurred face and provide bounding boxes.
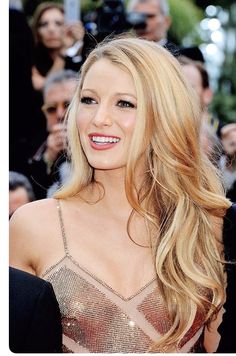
[133,0,171,42]
[37,8,65,49]
[181,64,204,100]
[221,125,236,156]
[200,125,214,157]
[43,80,77,131]
[77,59,137,171]
[181,64,213,111]
[9,187,30,218]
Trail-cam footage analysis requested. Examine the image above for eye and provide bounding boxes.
[117,100,135,108]
[38,21,48,28]
[80,96,97,105]
[55,20,64,27]
[63,101,70,109]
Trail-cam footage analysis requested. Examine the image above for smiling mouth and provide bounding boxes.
[90,135,121,144]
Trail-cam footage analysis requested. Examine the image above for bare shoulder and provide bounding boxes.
[9,198,61,274]
[9,198,60,243]
[10,198,58,222]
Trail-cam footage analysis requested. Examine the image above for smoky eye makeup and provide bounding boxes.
[117,100,136,108]
[80,97,97,105]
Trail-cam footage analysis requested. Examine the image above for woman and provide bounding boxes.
[31,2,84,91]
[10,37,231,352]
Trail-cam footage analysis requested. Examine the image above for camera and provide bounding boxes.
[83,0,147,40]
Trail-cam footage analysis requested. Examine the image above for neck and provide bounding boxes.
[48,48,61,60]
[93,168,132,217]
[81,154,147,216]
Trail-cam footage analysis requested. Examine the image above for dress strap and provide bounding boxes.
[56,199,69,256]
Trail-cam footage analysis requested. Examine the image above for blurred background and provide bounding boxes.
[9,0,236,209]
[20,0,236,125]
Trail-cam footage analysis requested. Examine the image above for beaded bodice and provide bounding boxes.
[41,201,205,353]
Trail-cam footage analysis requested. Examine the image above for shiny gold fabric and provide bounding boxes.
[41,202,206,353]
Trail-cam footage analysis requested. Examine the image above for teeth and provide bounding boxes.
[91,136,120,143]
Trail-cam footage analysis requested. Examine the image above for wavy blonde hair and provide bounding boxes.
[55,37,231,351]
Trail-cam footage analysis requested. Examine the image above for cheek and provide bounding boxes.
[119,114,136,134]
[47,116,58,130]
[76,108,90,137]
[38,29,45,42]
[155,18,165,30]
[57,26,65,36]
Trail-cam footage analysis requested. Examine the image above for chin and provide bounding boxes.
[45,42,61,49]
[88,159,125,171]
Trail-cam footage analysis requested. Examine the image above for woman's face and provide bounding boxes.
[77,58,137,171]
[37,8,65,49]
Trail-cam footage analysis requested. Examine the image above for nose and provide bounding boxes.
[56,105,66,122]
[92,103,113,127]
[47,22,57,33]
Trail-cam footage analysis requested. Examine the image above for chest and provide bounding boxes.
[44,258,204,353]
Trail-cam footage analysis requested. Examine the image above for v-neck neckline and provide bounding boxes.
[54,199,157,301]
[42,253,157,302]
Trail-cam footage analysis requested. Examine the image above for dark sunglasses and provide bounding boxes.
[42,101,70,115]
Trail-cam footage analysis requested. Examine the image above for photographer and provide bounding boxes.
[29,70,78,199]
[85,0,178,55]
[128,0,172,45]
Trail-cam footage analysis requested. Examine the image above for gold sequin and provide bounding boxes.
[46,264,205,353]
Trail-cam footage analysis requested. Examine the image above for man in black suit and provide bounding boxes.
[9,267,62,353]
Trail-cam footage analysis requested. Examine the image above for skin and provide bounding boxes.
[181,64,213,114]
[32,8,84,91]
[9,58,223,350]
[9,188,30,218]
[10,59,155,299]
[132,0,171,42]
[221,123,236,157]
[37,8,84,52]
[43,80,77,163]
[77,59,138,171]
[181,64,217,159]
[37,8,65,50]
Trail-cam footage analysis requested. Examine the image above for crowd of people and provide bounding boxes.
[9,0,236,353]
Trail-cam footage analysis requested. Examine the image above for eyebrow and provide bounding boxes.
[81,88,137,99]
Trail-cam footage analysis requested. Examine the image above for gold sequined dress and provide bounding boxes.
[41,202,205,353]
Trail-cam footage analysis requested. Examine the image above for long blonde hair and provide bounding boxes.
[55,37,230,351]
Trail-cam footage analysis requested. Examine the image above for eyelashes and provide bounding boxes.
[117,100,135,108]
[80,97,96,105]
[80,97,136,108]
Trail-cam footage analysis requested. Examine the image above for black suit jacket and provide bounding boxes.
[9,267,62,353]
[216,204,236,352]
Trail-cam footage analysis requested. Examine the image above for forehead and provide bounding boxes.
[45,80,77,101]
[40,8,64,21]
[82,59,136,92]
[134,0,161,13]
[181,64,203,88]
[9,187,29,202]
